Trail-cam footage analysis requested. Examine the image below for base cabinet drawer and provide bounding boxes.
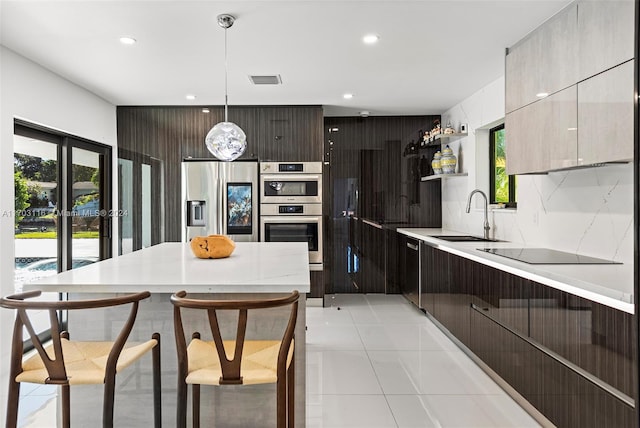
[425,249,635,427]
[440,254,472,347]
[470,306,634,428]
[528,281,635,399]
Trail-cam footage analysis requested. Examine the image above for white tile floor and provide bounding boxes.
[16,293,541,427]
[306,294,541,428]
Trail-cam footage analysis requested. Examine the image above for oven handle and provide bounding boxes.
[261,174,321,181]
[260,216,321,224]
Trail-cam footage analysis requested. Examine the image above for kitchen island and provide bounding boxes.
[25,242,310,427]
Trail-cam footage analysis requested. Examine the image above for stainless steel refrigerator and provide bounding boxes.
[182,160,259,242]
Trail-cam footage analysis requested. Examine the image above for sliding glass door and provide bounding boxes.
[14,122,112,288]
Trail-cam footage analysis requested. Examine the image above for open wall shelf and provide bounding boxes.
[421,172,468,181]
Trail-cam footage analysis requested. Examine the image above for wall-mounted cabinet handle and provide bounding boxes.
[407,242,419,251]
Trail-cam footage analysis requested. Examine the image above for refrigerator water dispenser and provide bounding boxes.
[187,200,206,227]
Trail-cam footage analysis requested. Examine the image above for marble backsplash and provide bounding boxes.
[442,161,633,264]
[438,76,633,265]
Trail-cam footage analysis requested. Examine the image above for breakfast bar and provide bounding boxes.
[25,242,310,427]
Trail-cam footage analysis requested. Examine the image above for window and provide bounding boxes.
[489,124,516,207]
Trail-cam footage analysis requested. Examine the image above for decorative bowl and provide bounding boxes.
[190,235,236,259]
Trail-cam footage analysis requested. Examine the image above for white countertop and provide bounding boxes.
[24,242,311,294]
[398,228,634,314]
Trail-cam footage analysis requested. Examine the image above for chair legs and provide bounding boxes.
[287,356,295,427]
[5,378,20,428]
[177,378,188,428]
[277,376,286,428]
[85,333,162,428]
[62,384,71,428]
[103,373,116,427]
[152,332,162,428]
[192,384,201,428]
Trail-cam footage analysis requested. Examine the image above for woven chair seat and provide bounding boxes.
[1,290,161,428]
[17,338,158,385]
[186,339,294,386]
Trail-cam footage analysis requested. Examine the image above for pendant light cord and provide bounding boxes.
[224,25,229,122]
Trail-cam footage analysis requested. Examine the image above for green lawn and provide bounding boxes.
[16,231,99,239]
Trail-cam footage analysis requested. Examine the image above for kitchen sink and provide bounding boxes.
[430,235,501,242]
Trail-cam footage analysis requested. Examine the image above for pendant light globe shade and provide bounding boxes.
[205,121,247,161]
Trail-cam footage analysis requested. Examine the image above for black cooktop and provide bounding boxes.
[480,248,622,265]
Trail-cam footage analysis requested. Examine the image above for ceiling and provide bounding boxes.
[0,0,571,117]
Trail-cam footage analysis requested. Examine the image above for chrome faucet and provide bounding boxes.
[466,189,490,240]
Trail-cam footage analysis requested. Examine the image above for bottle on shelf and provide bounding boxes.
[444,121,456,134]
[440,145,457,174]
[431,151,442,175]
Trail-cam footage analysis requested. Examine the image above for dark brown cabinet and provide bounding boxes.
[470,305,634,428]
[309,269,324,298]
[405,242,634,427]
[384,230,404,295]
[323,115,441,294]
[528,281,635,399]
[419,243,449,318]
[470,262,529,337]
[258,106,323,162]
[359,220,385,294]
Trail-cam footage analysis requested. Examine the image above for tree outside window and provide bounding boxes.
[490,124,516,207]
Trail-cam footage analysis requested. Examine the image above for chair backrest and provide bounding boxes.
[0,290,151,384]
[171,290,299,385]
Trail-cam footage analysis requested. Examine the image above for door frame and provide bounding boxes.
[14,120,113,268]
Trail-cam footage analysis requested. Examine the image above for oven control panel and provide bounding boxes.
[260,203,322,216]
[279,205,304,214]
[260,161,323,174]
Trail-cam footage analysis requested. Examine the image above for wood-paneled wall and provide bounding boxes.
[117,105,323,243]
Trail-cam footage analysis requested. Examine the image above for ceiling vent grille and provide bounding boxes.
[249,75,282,85]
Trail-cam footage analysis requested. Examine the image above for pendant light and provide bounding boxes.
[205,14,247,162]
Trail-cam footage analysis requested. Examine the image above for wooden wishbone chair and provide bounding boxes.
[0,290,161,428]
[171,290,299,428]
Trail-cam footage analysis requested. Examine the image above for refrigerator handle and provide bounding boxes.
[219,177,225,234]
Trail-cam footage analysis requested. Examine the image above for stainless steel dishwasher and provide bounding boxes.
[403,237,420,307]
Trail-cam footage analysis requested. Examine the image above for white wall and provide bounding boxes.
[439,75,633,265]
[0,46,117,420]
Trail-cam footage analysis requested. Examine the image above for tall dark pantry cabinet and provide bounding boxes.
[323,115,442,296]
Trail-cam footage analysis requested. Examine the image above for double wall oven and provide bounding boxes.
[259,162,323,268]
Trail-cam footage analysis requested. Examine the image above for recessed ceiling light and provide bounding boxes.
[202,108,210,113]
[186,94,196,101]
[343,93,353,99]
[363,34,379,44]
[119,36,137,45]
[536,92,549,98]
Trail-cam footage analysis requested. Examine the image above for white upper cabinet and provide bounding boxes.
[504,0,635,173]
[505,4,578,114]
[577,0,635,82]
[577,60,635,165]
[506,86,578,175]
